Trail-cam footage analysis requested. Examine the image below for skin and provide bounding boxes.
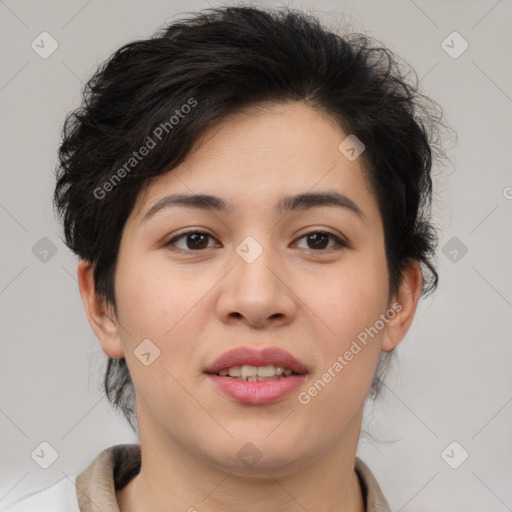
[78,101,422,512]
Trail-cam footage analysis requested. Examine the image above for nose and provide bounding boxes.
[215,241,297,329]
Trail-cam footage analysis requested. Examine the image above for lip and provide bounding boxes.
[204,346,309,405]
[206,374,307,404]
[204,346,309,375]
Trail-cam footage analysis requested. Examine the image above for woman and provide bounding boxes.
[6,5,446,511]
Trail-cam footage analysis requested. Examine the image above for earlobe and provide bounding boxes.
[77,260,125,358]
[381,260,423,352]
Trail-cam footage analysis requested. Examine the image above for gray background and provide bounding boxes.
[0,0,511,510]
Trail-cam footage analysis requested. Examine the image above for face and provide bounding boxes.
[97,101,413,476]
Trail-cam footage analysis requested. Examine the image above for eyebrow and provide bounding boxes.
[141,191,367,223]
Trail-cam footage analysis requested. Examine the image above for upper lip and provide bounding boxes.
[204,347,309,375]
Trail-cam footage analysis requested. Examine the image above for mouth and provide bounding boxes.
[203,346,309,404]
[208,364,301,381]
[203,346,309,377]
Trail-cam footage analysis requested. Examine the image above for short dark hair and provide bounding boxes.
[54,5,449,431]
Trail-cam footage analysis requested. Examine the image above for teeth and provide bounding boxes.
[241,365,258,378]
[228,367,241,377]
[257,365,275,377]
[217,365,296,380]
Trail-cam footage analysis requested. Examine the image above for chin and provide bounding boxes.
[203,434,310,476]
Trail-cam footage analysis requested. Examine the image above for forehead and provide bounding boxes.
[131,101,378,222]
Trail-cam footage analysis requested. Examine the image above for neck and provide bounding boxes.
[117,416,365,512]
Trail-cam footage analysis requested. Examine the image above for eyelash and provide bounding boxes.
[164,229,348,253]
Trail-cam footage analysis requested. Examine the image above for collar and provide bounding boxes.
[76,444,390,512]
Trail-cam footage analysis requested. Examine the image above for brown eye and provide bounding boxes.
[306,232,329,249]
[294,231,346,251]
[166,231,216,251]
[165,230,347,253]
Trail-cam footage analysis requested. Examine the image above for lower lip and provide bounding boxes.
[206,374,307,404]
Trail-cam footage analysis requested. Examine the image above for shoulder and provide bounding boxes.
[2,475,79,512]
[354,457,391,512]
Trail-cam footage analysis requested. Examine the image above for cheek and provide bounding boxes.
[114,263,207,411]
[114,259,215,392]
[299,253,389,407]
[297,281,387,427]
[115,259,203,339]
[306,259,389,344]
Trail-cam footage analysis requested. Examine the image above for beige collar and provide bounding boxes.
[76,444,390,512]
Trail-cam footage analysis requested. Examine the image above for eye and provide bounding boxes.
[165,231,218,251]
[165,230,347,252]
[293,231,347,251]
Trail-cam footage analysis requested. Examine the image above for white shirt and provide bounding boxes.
[3,475,79,511]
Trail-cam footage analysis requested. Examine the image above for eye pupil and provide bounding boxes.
[188,233,209,249]
[308,233,328,249]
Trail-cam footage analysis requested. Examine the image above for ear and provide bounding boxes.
[77,259,125,358]
[381,259,423,352]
